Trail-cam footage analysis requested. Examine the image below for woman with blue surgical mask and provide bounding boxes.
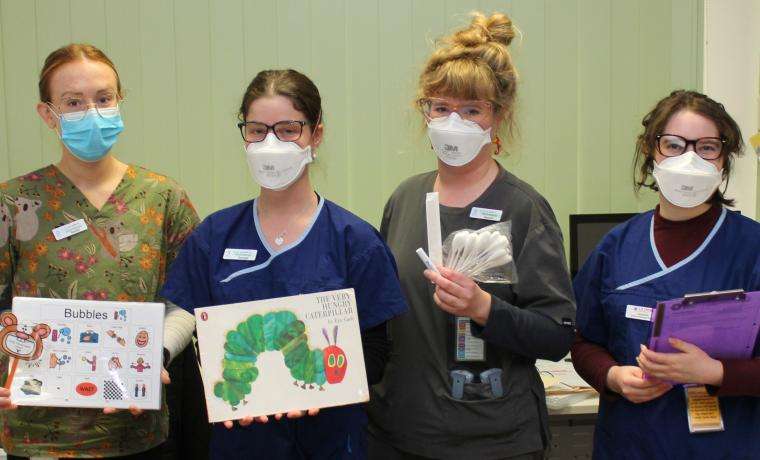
[161,69,407,459]
[0,44,203,459]
[571,90,760,459]
[368,12,576,459]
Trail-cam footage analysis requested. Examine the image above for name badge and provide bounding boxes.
[223,248,258,261]
[52,219,88,241]
[455,316,486,362]
[469,207,503,222]
[625,305,652,321]
[685,385,725,433]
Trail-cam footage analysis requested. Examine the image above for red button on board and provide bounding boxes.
[76,382,97,396]
[201,312,208,321]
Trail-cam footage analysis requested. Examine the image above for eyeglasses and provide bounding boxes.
[656,134,725,160]
[418,97,494,123]
[237,120,309,143]
[47,93,121,122]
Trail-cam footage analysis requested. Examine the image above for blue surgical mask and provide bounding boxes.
[58,107,124,162]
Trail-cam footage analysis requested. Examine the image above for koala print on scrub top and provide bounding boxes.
[0,201,11,246]
[10,196,42,242]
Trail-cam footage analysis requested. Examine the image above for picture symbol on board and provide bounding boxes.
[108,356,123,370]
[130,357,151,373]
[106,330,126,347]
[103,379,126,400]
[20,378,42,395]
[134,383,147,398]
[81,353,96,371]
[52,327,72,344]
[79,330,99,344]
[134,330,149,348]
[49,353,71,369]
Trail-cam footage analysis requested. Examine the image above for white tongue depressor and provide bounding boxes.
[426,192,443,267]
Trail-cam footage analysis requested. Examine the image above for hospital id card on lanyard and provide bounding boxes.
[455,316,485,362]
[684,385,725,433]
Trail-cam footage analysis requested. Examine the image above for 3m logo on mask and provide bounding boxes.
[443,144,459,153]
[680,185,694,191]
[263,165,275,171]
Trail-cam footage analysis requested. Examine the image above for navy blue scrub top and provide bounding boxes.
[162,196,408,459]
[574,207,760,460]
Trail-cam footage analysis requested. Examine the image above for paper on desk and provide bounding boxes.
[536,356,591,390]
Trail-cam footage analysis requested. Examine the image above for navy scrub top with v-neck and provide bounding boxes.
[161,196,407,459]
[574,207,760,460]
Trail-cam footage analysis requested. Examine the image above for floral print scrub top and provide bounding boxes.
[0,164,199,458]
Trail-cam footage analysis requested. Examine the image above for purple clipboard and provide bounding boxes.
[648,290,760,359]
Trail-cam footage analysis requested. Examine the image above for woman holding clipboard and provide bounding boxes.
[572,90,760,459]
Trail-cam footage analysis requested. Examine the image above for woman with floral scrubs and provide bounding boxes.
[0,44,199,459]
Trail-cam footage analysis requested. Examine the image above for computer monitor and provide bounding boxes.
[569,213,637,277]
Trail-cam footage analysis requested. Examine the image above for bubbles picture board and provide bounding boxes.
[195,288,368,423]
[4,297,164,410]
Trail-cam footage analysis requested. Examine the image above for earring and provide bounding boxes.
[493,136,502,155]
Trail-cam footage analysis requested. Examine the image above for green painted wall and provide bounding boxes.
[0,0,703,251]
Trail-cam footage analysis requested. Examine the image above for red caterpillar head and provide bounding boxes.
[322,326,347,384]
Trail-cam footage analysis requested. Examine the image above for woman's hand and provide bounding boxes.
[606,365,672,403]
[0,387,17,410]
[637,339,723,386]
[103,367,171,416]
[423,267,491,325]
[222,409,320,429]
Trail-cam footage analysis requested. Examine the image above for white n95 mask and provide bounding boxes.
[245,133,313,191]
[652,151,723,208]
[427,112,493,167]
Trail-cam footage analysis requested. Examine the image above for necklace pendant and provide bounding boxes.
[274,235,285,246]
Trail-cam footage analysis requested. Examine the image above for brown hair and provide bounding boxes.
[634,90,744,206]
[38,43,123,103]
[239,69,322,127]
[418,12,518,142]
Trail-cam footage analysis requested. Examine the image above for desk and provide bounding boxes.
[548,395,598,459]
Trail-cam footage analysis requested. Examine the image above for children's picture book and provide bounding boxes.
[4,297,164,410]
[195,288,368,423]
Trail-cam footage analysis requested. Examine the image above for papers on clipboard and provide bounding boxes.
[648,289,760,359]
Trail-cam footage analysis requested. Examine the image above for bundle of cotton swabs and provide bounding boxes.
[444,230,512,276]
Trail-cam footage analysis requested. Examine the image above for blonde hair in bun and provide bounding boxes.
[418,12,519,141]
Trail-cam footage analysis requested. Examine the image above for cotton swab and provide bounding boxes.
[457,232,489,272]
[468,249,511,274]
[447,231,471,270]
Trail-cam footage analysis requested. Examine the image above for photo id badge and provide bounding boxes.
[685,385,724,433]
[455,316,485,362]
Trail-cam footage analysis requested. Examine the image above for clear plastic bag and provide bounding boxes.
[441,221,517,284]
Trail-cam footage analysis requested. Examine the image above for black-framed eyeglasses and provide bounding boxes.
[656,134,725,160]
[237,120,309,143]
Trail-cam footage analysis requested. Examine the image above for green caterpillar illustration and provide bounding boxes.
[214,310,348,410]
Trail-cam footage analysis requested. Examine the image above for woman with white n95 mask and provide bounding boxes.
[368,12,576,460]
[572,91,760,459]
[160,69,407,459]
